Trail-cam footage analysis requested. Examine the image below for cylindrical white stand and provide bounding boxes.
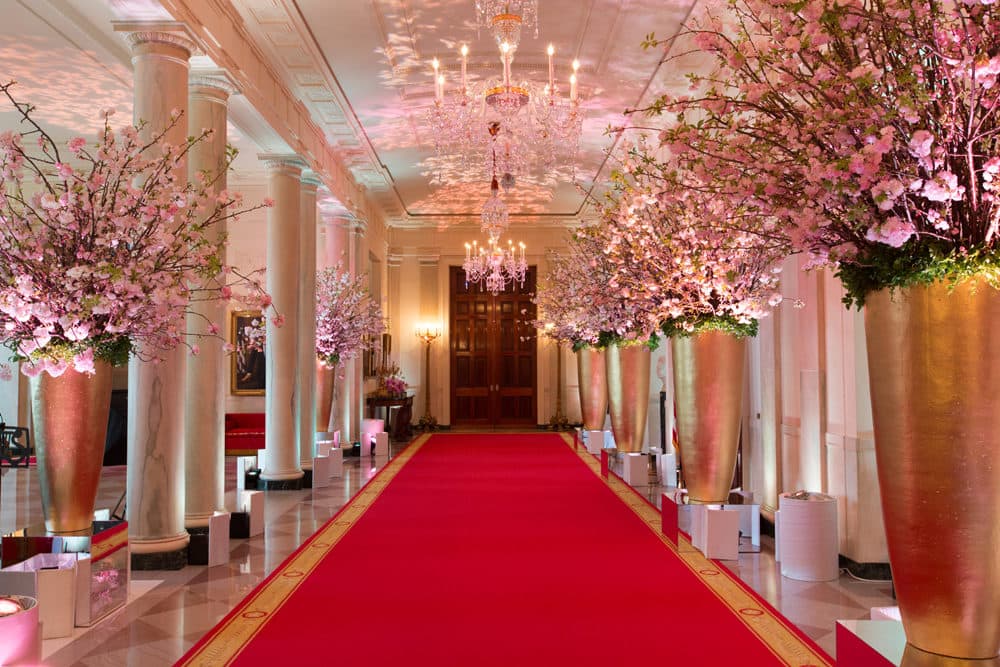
[778,491,839,581]
[0,595,40,665]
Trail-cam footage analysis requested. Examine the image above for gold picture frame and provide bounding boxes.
[231,310,265,395]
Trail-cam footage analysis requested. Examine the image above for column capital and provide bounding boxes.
[189,69,241,99]
[115,21,199,58]
[351,218,368,235]
[301,170,324,190]
[260,154,306,177]
[387,252,404,268]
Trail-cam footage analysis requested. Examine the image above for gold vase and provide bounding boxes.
[605,342,650,453]
[671,331,746,504]
[866,280,1000,661]
[316,360,335,432]
[29,360,113,534]
[576,346,608,431]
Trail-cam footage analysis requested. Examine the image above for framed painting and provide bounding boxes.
[231,310,266,395]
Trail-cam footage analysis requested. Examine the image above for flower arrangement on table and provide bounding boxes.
[634,0,1000,306]
[0,82,276,377]
[315,262,384,368]
[373,361,407,398]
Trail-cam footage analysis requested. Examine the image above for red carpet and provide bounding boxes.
[179,433,831,666]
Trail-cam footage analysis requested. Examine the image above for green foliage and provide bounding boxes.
[661,315,759,339]
[836,242,1000,308]
[597,331,661,351]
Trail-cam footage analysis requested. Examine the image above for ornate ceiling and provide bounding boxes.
[0,0,703,229]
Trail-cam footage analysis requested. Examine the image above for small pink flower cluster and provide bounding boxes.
[0,83,276,377]
[384,376,406,395]
[315,263,384,366]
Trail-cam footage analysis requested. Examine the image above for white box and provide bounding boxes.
[586,430,603,454]
[722,502,761,547]
[312,456,330,488]
[659,451,678,488]
[0,553,76,638]
[208,512,230,567]
[622,453,648,486]
[870,606,901,621]
[239,490,264,537]
[328,446,343,478]
[689,504,706,552]
[703,508,741,560]
[360,419,383,447]
[373,432,390,456]
[603,430,616,450]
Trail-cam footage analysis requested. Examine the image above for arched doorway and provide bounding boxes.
[449,266,537,427]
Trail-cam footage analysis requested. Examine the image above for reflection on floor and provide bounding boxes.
[0,434,895,665]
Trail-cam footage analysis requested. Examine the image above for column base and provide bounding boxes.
[258,477,304,491]
[132,545,188,571]
[301,469,313,488]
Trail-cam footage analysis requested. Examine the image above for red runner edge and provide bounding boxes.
[178,433,833,666]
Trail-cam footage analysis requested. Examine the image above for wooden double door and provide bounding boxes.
[450,266,537,427]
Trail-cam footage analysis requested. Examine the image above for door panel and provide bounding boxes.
[450,266,537,427]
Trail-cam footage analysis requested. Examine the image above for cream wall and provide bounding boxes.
[743,259,889,564]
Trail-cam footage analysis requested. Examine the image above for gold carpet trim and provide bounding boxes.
[178,434,431,667]
[559,433,833,667]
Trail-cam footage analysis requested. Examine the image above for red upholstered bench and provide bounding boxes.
[225,413,265,456]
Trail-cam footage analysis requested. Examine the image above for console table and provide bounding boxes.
[365,394,413,440]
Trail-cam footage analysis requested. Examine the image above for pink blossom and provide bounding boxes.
[72,349,95,374]
[262,197,275,208]
[865,217,916,247]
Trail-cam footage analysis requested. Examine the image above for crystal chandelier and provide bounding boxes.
[475,0,538,51]
[480,176,509,242]
[463,236,528,295]
[426,4,583,187]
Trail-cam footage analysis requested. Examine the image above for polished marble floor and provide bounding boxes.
[0,434,895,665]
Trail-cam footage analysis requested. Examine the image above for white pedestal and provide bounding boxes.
[622,453,648,486]
[603,430,616,450]
[235,455,257,494]
[774,509,782,562]
[778,491,839,581]
[316,439,333,457]
[703,508,741,561]
[208,512,230,567]
[239,490,264,537]
[373,432,389,457]
[586,430,604,455]
[836,619,906,665]
[312,456,330,488]
[328,446,343,478]
[0,554,76,639]
[659,451,678,487]
[870,606,901,621]
[360,419,383,447]
[689,504,706,552]
[722,502,760,547]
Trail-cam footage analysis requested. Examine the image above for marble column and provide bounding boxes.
[260,157,304,489]
[349,220,368,443]
[123,29,194,570]
[184,75,236,528]
[297,173,320,479]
